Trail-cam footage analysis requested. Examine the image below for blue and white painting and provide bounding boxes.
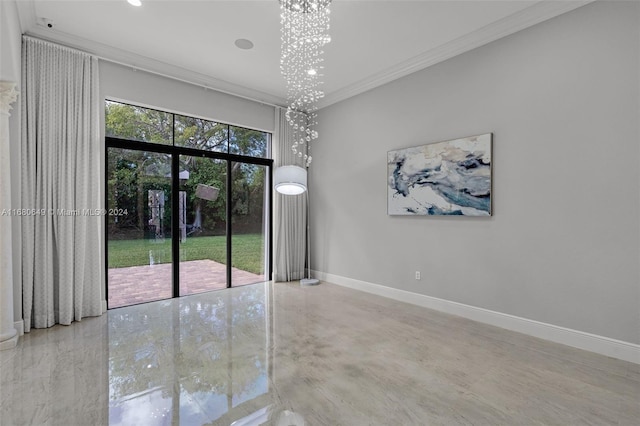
[388,134,492,216]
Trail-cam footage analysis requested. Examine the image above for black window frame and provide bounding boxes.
[104,100,273,307]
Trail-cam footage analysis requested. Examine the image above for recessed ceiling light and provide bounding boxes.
[307,69,317,76]
[127,0,142,7]
[234,39,254,50]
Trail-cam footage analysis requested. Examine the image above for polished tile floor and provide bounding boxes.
[1,282,638,425]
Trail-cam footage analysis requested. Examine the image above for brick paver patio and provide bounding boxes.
[108,259,265,309]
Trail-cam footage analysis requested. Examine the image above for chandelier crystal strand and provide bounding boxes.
[280,0,331,167]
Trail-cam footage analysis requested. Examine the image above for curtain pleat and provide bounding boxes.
[273,107,307,281]
[21,37,101,331]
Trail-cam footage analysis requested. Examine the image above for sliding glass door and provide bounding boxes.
[231,162,269,287]
[107,148,173,308]
[105,101,272,309]
[178,155,227,297]
[106,148,271,308]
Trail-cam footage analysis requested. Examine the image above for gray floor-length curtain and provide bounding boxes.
[273,107,307,281]
[21,37,102,332]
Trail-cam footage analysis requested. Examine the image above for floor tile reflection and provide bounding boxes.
[108,284,270,425]
[1,282,638,425]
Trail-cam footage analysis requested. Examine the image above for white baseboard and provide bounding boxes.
[314,271,640,365]
[11,303,106,339]
[14,320,24,336]
[0,320,24,350]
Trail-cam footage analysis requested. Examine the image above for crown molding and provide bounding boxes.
[16,1,286,108]
[15,0,35,34]
[15,0,594,111]
[318,0,595,109]
[26,26,287,107]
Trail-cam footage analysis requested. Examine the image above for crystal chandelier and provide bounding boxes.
[280,0,332,167]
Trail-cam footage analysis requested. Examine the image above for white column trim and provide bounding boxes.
[0,81,19,350]
[0,81,19,113]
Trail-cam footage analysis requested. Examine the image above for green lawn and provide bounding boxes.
[108,234,265,274]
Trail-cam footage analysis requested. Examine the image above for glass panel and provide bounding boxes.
[106,100,272,306]
[179,155,228,296]
[174,114,228,152]
[107,148,173,308]
[229,126,269,158]
[231,162,268,286]
[105,100,173,145]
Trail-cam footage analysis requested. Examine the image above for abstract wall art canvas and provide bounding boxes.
[388,133,492,216]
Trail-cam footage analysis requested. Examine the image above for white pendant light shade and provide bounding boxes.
[275,165,307,195]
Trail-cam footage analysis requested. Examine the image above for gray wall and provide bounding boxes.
[312,1,639,344]
[0,0,20,82]
[100,61,276,133]
[1,0,23,322]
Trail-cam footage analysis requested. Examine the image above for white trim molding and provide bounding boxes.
[314,271,640,365]
[14,320,24,336]
[318,0,595,108]
[0,82,19,114]
[0,81,19,351]
[15,0,594,111]
[18,29,285,108]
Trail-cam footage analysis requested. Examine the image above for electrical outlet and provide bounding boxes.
[415,271,421,280]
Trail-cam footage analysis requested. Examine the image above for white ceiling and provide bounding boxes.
[16,0,591,108]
